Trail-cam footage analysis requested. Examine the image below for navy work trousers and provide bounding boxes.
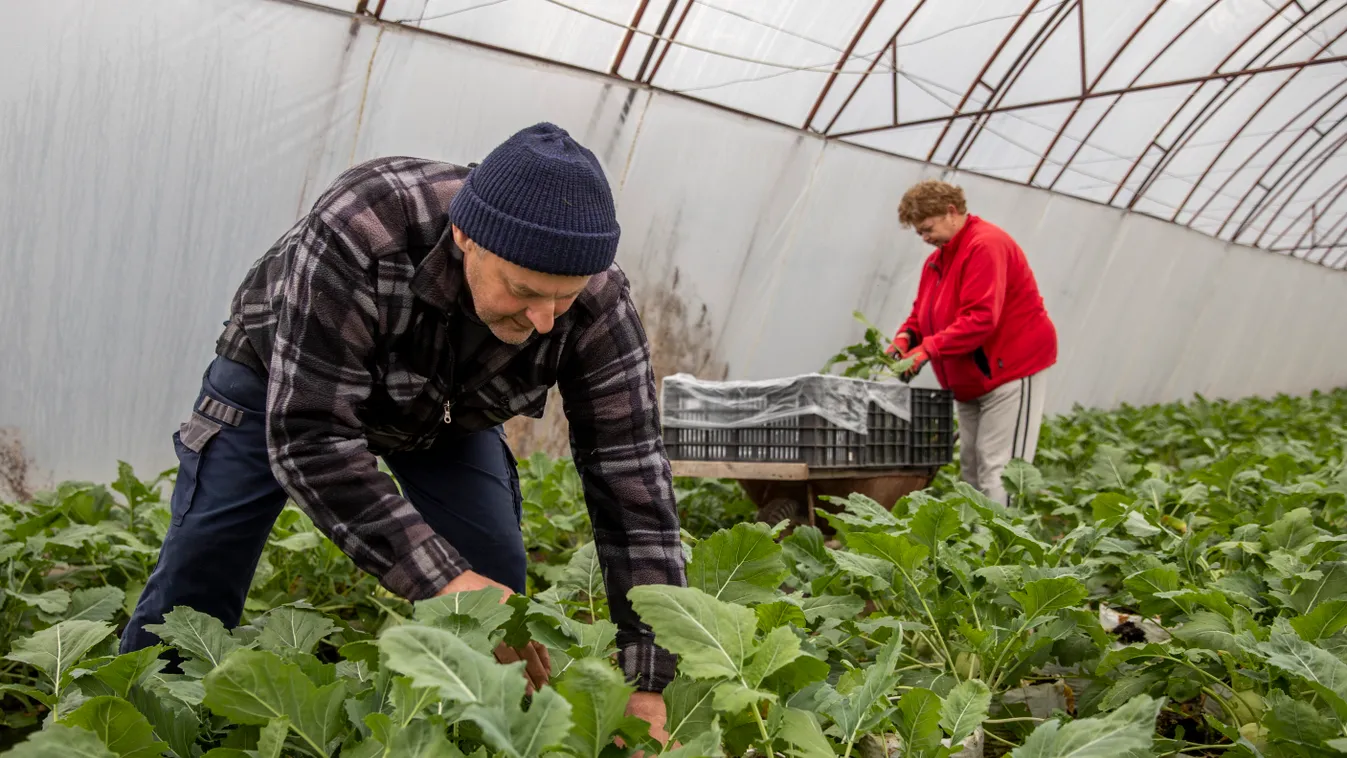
[120,355,525,654]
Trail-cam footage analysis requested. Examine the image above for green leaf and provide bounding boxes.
[1122,511,1161,539]
[763,654,831,695]
[799,594,865,624]
[661,721,724,758]
[744,626,804,687]
[1012,694,1162,757]
[256,717,289,758]
[478,687,573,758]
[1173,612,1238,652]
[389,720,469,758]
[755,601,807,632]
[688,522,789,604]
[1093,670,1165,714]
[1088,445,1142,490]
[144,606,241,670]
[1154,588,1234,619]
[378,625,574,758]
[1003,459,1047,501]
[126,683,202,758]
[554,659,636,758]
[256,607,339,657]
[1287,562,1347,615]
[0,683,55,708]
[4,620,115,695]
[712,682,775,712]
[66,588,126,623]
[1,724,118,757]
[1122,567,1182,617]
[1261,689,1337,748]
[378,626,500,705]
[202,649,347,755]
[1256,619,1347,720]
[414,588,514,638]
[628,585,756,680]
[895,687,944,758]
[91,646,168,698]
[847,532,929,575]
[782,527,831,580]
[7,589,72,616]
[1263,508,1319,552]
[778,708,834,758]
[61,696,169,758]
[1011,577,1089,620]
[819,493,900,530]
[980,516,1050,563]
[157,679,206,708]
[821,634,902,747]
[663,677,717,749]
[828,550,895,586]
[941,679,991,745]
[909,500,962,556]
[1291,599,1347,641]
[558,542,605,603]
[1089,493,1131,525]
[1134,478,1170,511]
[269,532,322,552]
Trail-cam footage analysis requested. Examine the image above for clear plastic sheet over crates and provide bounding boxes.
[660,373,954,469]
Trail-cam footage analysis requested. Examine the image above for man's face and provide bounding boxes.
[913,206,964,247]
[454,226,592,345]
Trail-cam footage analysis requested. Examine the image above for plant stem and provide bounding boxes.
[1157,744,1233,757]
[1200,686,1238,724]
[983,716,1046,724]
[895,575,956,679]
[983,730,1019,748]
[751,704,775,758]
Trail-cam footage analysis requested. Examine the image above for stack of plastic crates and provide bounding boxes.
[661,375,954,469]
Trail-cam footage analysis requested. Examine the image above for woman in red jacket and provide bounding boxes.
[890,180,1058,506]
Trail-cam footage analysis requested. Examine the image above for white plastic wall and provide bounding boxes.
[3,0,1346,485]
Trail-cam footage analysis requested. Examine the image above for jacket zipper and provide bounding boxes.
[927,259,945,389]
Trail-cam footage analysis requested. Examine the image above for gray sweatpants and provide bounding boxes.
[956,370,1048,506]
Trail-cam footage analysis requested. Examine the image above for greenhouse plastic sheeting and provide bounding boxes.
[3,0,1347,487]
[661,373,912,435]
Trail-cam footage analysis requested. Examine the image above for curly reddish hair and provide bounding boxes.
[897,179,967,228]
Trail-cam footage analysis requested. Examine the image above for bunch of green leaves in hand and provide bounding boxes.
[821,312,915,381]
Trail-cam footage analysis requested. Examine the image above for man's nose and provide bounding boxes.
[527,304,556,334]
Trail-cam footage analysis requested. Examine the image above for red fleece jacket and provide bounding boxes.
[896,215,1057,402]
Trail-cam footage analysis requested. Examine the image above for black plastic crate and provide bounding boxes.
[661,376,866,467]
[907,388,956,466]
[662,377,954,469]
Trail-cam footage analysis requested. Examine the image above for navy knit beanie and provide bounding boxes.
[450,123,620,276]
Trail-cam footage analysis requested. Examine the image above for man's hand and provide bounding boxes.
[627,691,670,745]
[436,571,551,694]
[495,639,551,695]
[615,691,671,756]
[437,569,515,597]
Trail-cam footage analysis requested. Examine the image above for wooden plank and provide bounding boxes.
[668,460,939,482]
[668,460,810,481]
[805,466,939,480]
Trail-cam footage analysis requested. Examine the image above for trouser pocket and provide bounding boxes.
[170,394,246,526]
[497,428,523,526]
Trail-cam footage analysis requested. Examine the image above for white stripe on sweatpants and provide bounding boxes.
[955,369,1048,506]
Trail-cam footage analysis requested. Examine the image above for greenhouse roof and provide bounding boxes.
[321,0,1347,269]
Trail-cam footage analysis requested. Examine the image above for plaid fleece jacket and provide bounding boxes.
[215,156,686,690]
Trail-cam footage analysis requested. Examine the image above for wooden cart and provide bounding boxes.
[670,459,940,528]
